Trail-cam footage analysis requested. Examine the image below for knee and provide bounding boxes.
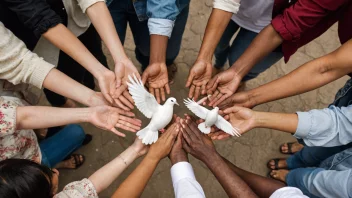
[63,124,86,142]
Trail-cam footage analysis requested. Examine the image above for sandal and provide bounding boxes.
[82,134,93,146]
[280,142,299,154]
[267,158,287,170]
[64,154,85,169]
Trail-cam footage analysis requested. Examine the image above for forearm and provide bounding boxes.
[89,146,140,193]
[149,35,168,64]
[43,69,96,106]
[16,106,89,130]
[197,9,233,62]
[112,154,159,197]
[222,157,285,198]
[42,24,107,77]
[248,40,352,106]
[254,111,298,133]
[86,2,127,62]
[204,153,258,198]
[229,24,283,78]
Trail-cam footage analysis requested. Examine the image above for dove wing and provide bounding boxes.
[183,98,209,119]
[127,74,160,118]
[215,116,241,137]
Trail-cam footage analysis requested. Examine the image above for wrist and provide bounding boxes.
[196,54,212,63]
[146,152,162,163]
[79,108,92,123]
[253,111,270,128]
[170,151,188,165]
[203,151,221,167]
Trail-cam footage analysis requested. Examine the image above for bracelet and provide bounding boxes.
[118,155,127,166]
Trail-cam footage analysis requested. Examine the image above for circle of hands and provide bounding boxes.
[92,56,258,142]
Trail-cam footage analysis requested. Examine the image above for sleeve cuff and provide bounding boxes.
[294,111,313,139]
[171,162,196,185]
[148,18,175,38]
[78,0,105,13]
[27,53,55,89]
[213,0,240,14]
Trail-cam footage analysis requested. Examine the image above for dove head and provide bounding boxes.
[213,107,219,113]
[165,97,179,106]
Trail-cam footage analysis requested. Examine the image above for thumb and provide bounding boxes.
[185,72,194,88]
[223,106,241,114]
[141,71,149,85]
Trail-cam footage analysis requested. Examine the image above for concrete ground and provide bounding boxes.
[53,1,347,197]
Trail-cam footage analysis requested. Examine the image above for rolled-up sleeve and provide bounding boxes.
[271,0,348,41]
[294,105,352,147]
[171,162,205,198]
[2,0,62,37]
[76,0,105,13]
[213,0,241,14]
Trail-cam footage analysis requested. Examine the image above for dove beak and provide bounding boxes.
[175,101,179,106]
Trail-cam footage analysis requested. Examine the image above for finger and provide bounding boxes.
[209,78,220,93]
[160,87,166,102]
[182,138,191,153]
[119,116,143,127]
[116,123,138,132]
[194,86,201,101]
[206,76,217,90]
[110,128,126,137]
[112,85,125,99]
[223,106,241,114]
[155,88,161,104]
[123,90,134,105]
[186,72,194,88]
[209,90,220,102]
[102,91,113,104]
[218,97,233,109]
[187,120,202,139]
[189,85,196,98]
[217,134,231,140]
[201,84,206,95]
[166,125,179,143]
[181,127,192,145]
[119,95,134,109]
[165,84,171,94]
[182,119,196,141]
[141,72,148,85]
[114,98,130,111]
[213,94,230,107]
[149,87,155,97]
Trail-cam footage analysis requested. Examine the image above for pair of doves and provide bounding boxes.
[127,74,241,145]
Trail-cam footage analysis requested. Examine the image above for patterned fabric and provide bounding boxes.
[54,178,98,198]
[0,96,41,163]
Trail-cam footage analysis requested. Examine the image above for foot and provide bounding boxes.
[267,158,288,170]
[280,142,304,154]
[54,154,85,169]
[167,63,177,85]
[62,99,77,108]
[269,169,289,183]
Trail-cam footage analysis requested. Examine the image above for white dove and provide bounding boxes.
[184,98,241,137]
[127,74,179,145]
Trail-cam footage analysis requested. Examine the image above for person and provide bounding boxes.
[0,0,139,110]
[179,116,309,198]
[219,104,352,198]
[191,0,352,107]
[106,0,190,103]
[0,138,148,198]
[187,0,284,101]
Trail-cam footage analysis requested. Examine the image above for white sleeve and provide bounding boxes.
[270,187,309,198]
[171,162,205,198]
[213,0,241,14]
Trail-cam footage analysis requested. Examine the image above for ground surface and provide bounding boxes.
[53,1,346,197]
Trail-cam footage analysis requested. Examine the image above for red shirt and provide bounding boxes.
[272,0,352,62]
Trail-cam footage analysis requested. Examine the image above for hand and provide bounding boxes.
[207,70,242,107]
[180,118,217,163]
[142,63,170,103]
[218,91,256,110]
[131,138,149,157]
[113,58,140,110]
[186,60,212,101]
[96,69,117,104]
[147,123,179,161]
[87,92,111,107]
[89,106,142,137]
[169,128,188,165]
[210,106,256,140]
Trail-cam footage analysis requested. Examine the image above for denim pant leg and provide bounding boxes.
[227,28,283,81]
[214,21,240,69]
[40,124,85,168]
[108,0,129,44]
[286,167,324,198]
[128,5,189,70]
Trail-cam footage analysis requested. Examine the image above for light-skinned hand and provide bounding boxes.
[207,69,242,107]
[218,91,256,110]
[89,106,142,137]
[142,63,170,104]
[96,69,117,104]
[186,60,212,101]
[130,138,149,157]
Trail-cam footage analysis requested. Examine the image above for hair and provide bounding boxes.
[0,159,53,198]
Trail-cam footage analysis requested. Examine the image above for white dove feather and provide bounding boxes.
[184,98,241,137]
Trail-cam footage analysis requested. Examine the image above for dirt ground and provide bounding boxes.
[49,1,346,197]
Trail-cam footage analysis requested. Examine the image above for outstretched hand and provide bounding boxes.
[89,106,142,137]
[142,63,170,104]
[218,91,256,110]
[186,60,212,101]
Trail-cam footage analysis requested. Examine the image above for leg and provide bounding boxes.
[286,168,324,198]
[108,0,128,44]
[227,28,283,81]
[40,124,86,168]
[214,21,240,69]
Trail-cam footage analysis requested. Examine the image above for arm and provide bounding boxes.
[112,123,179,197]
[89,138,147,193]
[180,118,257,198]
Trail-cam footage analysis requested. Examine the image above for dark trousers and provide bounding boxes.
[43,25,108,106]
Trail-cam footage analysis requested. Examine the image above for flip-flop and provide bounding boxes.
[280,142,296,154]
[82,134,92,146]
[64,154,85,169]
[267,158,286,170]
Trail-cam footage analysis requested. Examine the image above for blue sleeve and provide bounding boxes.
[294,105,352,147]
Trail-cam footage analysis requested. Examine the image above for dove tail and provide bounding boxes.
[198,123,211,134]
[137,127,158,145]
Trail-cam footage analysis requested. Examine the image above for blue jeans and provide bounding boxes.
[214,20,283,81]
[40,124,86,168]
[285,78,352,197]
[108,0,189,70]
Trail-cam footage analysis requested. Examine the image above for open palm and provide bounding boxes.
[186,60,212,101]
[142,63,170,103]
